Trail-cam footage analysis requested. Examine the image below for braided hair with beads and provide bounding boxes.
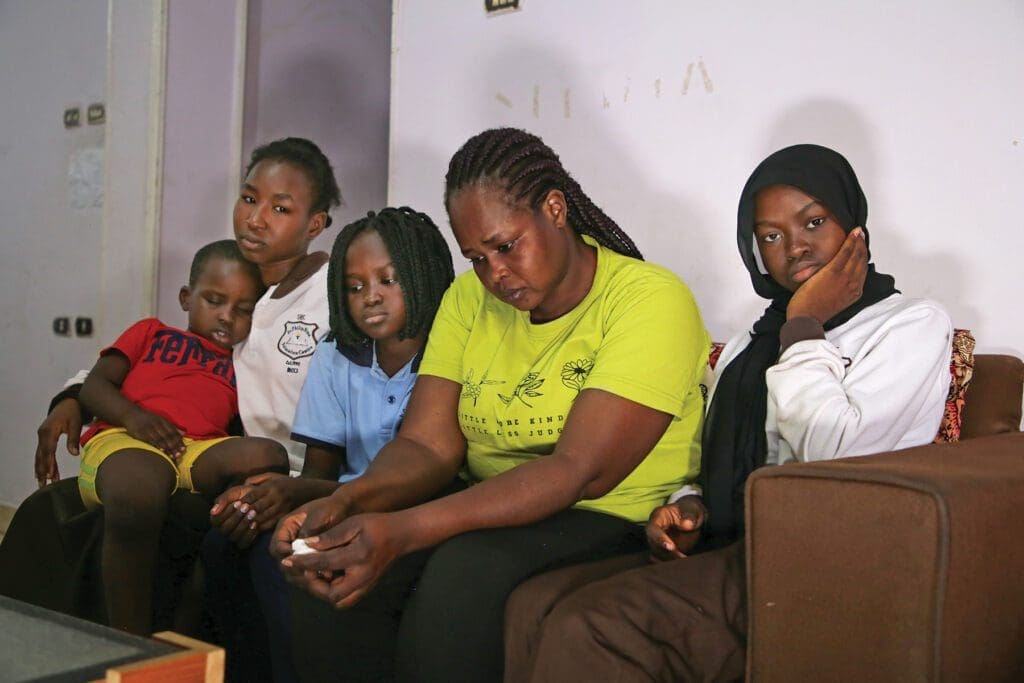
[444,127,643,260]
[326,207,455,348]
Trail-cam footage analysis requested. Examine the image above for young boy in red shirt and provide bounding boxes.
[77,239,288,634]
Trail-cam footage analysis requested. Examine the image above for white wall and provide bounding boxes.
[0,0,164,508]
[389,1,1024,355]
[0,0,108,506]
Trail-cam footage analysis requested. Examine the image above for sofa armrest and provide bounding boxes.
[745,432,1024,682]
[960,354,1023,439]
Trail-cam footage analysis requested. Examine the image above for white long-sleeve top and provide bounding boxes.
[711,293,952,466]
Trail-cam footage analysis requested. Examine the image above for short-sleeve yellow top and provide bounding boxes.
[419,236,709,522]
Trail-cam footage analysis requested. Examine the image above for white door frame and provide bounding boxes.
[101,0,167,341]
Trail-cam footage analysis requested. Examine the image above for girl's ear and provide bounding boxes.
[306,211,328,241]
[178,286,192,312]
[541,189,568,230]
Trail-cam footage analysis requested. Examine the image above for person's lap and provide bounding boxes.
[289,507,645,683]
[529,541,747,683]
[503,550,649,683]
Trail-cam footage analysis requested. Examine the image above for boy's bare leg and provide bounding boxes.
[95,449,177,635]
[190,436,288,495]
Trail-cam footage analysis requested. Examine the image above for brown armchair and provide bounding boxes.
[746,354,1024,681]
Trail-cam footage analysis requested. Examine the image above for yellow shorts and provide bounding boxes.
[78,427,235,510]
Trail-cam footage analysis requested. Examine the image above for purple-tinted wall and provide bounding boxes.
[242,0,392,255]
[157,0,391,321]
[157,1,244,323]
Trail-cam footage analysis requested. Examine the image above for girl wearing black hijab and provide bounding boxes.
[525,144,952,681]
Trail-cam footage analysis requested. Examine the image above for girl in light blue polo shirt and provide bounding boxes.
[205,206,454,682]
[291,206,455,481]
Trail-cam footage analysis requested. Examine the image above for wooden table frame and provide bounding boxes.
[96,632,223,682]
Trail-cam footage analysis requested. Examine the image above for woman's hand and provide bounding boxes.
[210,484,260,548]
[35,398,83,488]
[270,493,356,562]
[787,227,868,323]
[646,496,707,561]
[240,472,300,529]
[281,511,411,610]
[123,407,186,459]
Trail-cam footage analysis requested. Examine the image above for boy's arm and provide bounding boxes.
[300,443,346,481]
[80,352,186,458]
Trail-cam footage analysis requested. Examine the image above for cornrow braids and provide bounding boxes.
[444,127,643,260]
[326,207,455,349]
[189,239,263,291]
[246,137,343,226]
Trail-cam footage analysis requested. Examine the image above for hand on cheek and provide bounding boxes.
[787,228,868,323]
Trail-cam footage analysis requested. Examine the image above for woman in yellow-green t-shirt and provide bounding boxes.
[274,128,709,682]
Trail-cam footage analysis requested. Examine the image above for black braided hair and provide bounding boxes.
[188,239,263,293]
[444,127,643,259]
[326,207,455,348]
[246,137,343,226]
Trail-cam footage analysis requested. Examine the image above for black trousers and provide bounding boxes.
[289,507,645,683]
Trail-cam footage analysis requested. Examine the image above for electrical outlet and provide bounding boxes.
[74,317,93,337]
[63,107,81,128]
[87,103,105,125]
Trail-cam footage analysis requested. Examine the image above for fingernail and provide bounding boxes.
[232,501,241,509]
[246,510,256,520]
[281,558,293,568]
[239,504,250,514]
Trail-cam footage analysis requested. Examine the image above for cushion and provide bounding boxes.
[959,354,1024,439]
[934,328,975,443]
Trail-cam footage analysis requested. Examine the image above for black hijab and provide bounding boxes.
[698,144,898,550]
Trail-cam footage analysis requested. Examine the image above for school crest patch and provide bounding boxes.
[278,321,319,360]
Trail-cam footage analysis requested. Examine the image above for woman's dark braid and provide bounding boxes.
[445,128,643,260]
[326,207,454,348]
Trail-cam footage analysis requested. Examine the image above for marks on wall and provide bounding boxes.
[697,59,714,93]
[681,59,713,95]
[494,58,714,120]
[681,63,695,95]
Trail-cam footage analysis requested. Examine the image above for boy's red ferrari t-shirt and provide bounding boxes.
[80,318,238,445]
